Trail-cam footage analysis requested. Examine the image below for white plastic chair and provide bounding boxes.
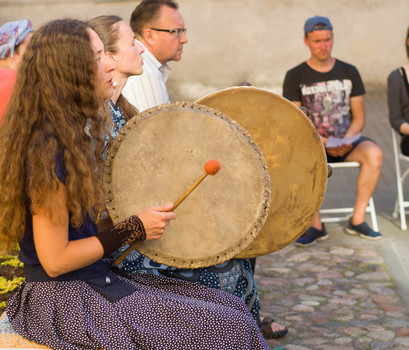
[392,129,409,230]
[320,161,379,232]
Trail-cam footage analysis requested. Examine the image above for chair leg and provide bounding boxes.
[395,159,407,230]
[368,197,379,232]
[393,196,399,219]
[392,129,408,230]
[400,208,407,231]
[397,178,407,230]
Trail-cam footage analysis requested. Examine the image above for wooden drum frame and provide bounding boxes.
[196,86,328,258]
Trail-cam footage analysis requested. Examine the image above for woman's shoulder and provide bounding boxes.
[388,67,403,80]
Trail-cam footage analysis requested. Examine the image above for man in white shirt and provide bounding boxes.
[122,0,188,112]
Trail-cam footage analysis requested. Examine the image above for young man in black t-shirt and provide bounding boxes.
[283,16,383,246]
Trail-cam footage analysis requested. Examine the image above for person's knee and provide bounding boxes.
[369,144,383,167]
[360,143,383,168]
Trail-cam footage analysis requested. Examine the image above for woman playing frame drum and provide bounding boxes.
[0,18,268,350]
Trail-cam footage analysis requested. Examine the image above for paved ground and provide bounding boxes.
[254,91,409,349]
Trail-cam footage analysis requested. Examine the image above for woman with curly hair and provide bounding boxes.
[0,18,268,350]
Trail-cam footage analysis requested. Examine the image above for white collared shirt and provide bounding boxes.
[122,41,171,112]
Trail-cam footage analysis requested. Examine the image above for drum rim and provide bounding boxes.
[196,86,328,258]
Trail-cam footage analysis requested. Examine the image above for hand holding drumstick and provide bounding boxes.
[114,159,221,265]
[137,203,177,240]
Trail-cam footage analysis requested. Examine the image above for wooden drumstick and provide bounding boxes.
[114,159,221,266]
[173,159,221,209]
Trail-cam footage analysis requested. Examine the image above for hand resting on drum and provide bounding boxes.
[137,203,177,240]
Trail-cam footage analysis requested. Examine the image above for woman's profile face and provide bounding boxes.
[88,28,116,99]
[112,21,144,77]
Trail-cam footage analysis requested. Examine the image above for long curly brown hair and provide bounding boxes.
[0,19,108,253]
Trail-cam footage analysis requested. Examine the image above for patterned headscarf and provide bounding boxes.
[0,19,33,59]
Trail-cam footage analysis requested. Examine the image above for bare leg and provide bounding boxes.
[345,141,383,225]
[310,212,323,230]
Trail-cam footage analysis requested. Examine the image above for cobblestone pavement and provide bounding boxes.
[250,91,409,349]
[255,227,409,350]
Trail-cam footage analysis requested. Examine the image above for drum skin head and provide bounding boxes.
[103,102,271,268]
[196,86,327,258]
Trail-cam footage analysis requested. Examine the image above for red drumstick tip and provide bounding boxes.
[204,159,221,175]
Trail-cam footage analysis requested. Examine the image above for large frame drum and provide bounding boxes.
[103,102,271,268]
[196,87,328,257]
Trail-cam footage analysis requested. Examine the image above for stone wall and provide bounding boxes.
[1,0,408,101]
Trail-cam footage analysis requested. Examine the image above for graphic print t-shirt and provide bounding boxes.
[283,60,365,138]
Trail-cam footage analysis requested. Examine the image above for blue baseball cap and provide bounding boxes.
[304,16,333,35]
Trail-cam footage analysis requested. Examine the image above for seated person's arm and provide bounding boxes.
[388,70,409,134]
[33,181,176,278]
[33,180,104,278]
[344,95,365,138]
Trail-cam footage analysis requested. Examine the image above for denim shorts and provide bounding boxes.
[326,135,373,163]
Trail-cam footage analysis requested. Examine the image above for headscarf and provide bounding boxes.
[0,19,33,59]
